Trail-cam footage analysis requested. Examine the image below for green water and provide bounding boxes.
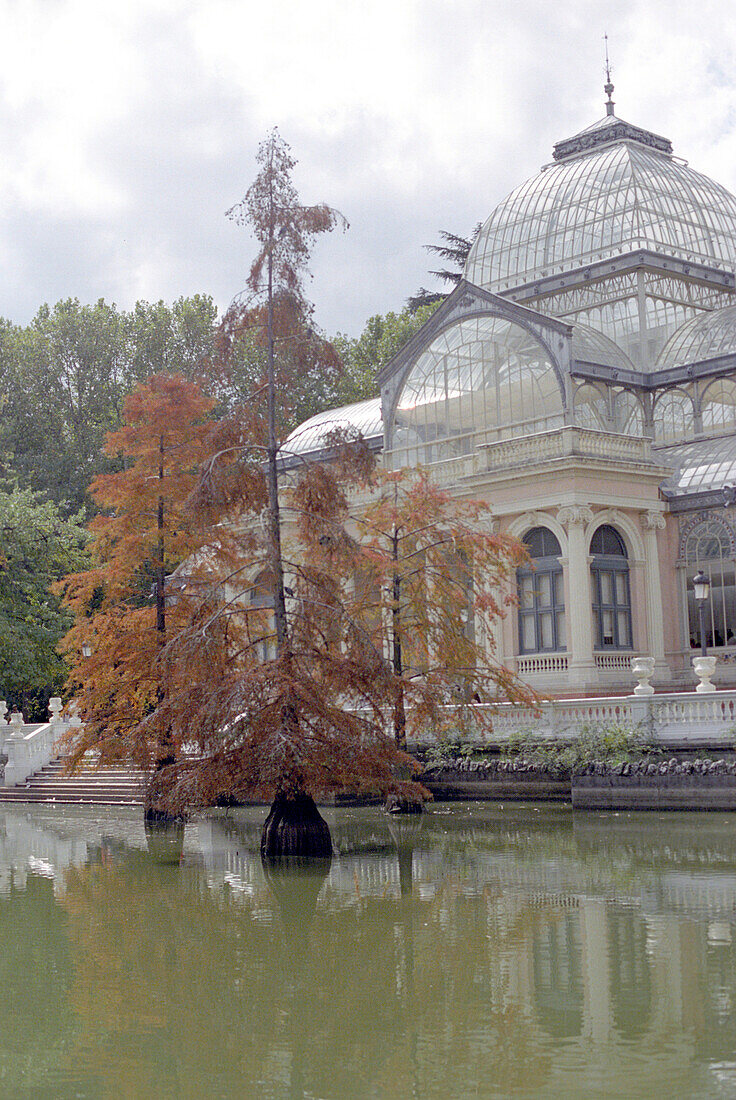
[2,802,736,1099]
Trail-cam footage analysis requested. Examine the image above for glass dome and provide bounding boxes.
[465,128,736,293]
[283,398,383,457]
[656,305,736,369]
[391,316,564,465]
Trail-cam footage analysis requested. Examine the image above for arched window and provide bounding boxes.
[701,377,736,433]
[684,519,736,649]
[613,389,645,436]
[392,315,564,465]
[653,390,694,443]
[590,525,632,650]
[573,383,609,430]
[517,527,565,653]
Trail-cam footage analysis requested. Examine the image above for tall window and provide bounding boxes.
[518,527,565,653]
[684,519,736,649]
[590,525,632,649]
[249,570,276,661]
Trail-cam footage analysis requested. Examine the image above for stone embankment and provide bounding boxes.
[421,756,736,810]
[421,758,571,802]
[572,757,736,811]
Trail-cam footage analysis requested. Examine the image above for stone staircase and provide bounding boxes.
[0,757,149,805]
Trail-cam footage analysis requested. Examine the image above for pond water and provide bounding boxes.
[2,801,736,1098]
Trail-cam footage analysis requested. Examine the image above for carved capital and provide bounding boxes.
[640,509,666,531]
[556,505,593,529]
[476,512,499,535]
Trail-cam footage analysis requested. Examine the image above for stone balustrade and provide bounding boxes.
[409,688,736,750]
[1,699,82,787]
[480,426,654,471]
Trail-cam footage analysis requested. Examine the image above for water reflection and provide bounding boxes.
[2,803,736,1096]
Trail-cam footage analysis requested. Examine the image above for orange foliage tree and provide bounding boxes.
[57,131,533,860]
[57,374,215,770]
[354,468,536,751]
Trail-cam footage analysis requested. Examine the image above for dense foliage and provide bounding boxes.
[58,375,215,765]
[0,485,87,717]
[0,295,218,513]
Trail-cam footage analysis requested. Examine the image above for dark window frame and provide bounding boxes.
[590,526,633,650]
[517,526,566,654]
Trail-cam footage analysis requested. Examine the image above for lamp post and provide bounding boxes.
[693,569,711,656]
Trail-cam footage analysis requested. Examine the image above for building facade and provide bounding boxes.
[289,91,736,696]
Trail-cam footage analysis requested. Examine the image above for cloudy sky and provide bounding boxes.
[0,0,735,336]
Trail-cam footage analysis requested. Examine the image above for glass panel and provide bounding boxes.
[600,572,613,605]
[519,575,535,609]
[537,574,552,607]
[554,572,565,606]
[617,611,630,647]
[539,613,554,650]
[602,611,615,646]
[521,614,536,651]
[556,611,566,649]
[615,572,628,604]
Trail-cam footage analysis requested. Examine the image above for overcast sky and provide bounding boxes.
[0,0,735,337]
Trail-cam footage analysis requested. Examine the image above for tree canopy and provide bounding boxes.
[0,295,219,513]
[0,485,87,717]
[58,374,215,766]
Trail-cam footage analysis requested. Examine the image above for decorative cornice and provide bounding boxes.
[552,119,672,162]
[556,505,593,529]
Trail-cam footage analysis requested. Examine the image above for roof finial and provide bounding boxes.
[604,32,615,116]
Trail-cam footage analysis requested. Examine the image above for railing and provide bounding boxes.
[382,426,657,489]
[481,426,654,472]
[410,689,736,748]
[595,653,636,671]
[516,654,569,675]
[0,699,82,787]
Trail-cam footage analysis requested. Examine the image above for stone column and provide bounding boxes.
[557,505,595,690]
[639,510,669,679]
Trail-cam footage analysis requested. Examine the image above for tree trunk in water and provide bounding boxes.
[261,791,332,863]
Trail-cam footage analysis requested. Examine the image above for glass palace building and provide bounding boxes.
[289,91,736,694]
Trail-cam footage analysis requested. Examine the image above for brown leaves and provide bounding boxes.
[227,129,348,306]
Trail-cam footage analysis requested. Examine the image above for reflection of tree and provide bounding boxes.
[56,841,555,1098]
[33,805,736,1097]
[0,874,76,1092]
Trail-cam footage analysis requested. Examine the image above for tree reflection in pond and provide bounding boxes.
[2,804,736,1096]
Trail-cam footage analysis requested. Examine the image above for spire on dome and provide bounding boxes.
[604,33,615,116]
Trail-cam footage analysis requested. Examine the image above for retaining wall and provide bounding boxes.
[421,757,736,810]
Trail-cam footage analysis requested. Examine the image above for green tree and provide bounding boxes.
[331,302,438,406]
[407,224,482,312]
[0,296,219,514]
[0,484,87,717]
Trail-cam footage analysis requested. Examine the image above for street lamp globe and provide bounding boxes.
[693,570,710,603]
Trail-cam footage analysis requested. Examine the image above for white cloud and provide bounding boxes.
[0,0,734,333]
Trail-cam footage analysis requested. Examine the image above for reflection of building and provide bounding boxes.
[289,83,736,694]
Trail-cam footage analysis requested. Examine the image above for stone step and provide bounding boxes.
[0,791,143,804]
[0,756,150,804]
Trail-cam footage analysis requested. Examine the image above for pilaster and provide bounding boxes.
[640,509,669,678]
[557,505,595,687]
